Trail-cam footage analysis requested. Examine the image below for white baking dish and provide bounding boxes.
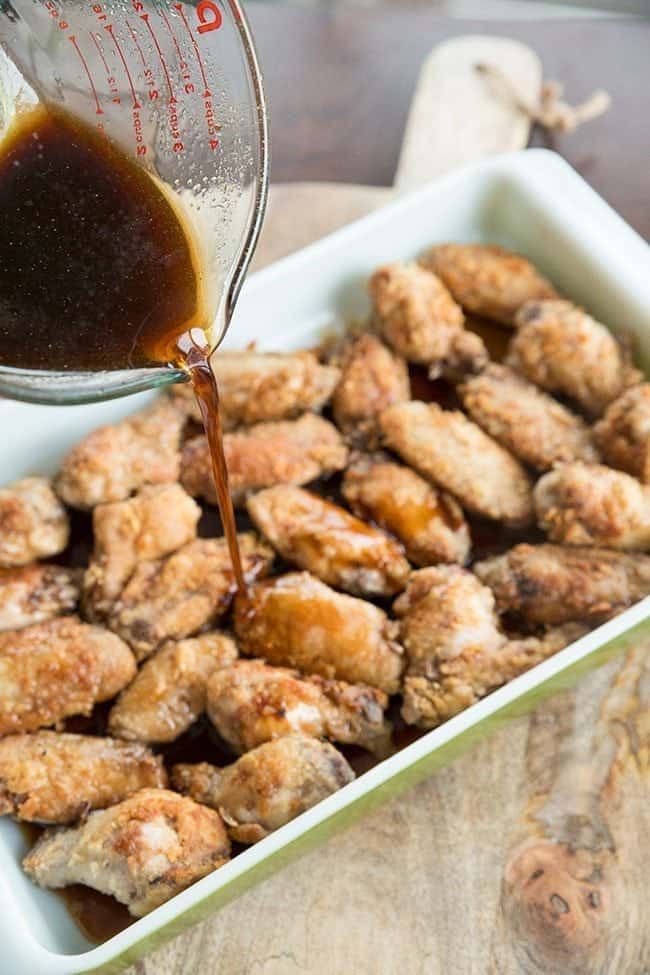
[1,149,649,975]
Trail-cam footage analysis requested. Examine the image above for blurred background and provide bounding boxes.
[267,1,648,15]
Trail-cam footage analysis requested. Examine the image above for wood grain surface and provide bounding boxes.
[127,11,650,975]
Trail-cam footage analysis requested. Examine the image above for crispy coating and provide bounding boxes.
[0,732,166,824]
[206,659,390,754]
[83,484,201,618]
[55,398,184,509]
[109,633,238,743]
[23,788,230,916]
[169,350,340,428]
[421,243,557,325]
[459,364,599,470]
[507,300,642,417]
[172,736,354,844]
[395,566,586,728]
[0,616,136,735]
[380,401,533,526]
[0,564,80,631]
[0,477,69,567]
[108,534,273,660]
[234,572,404,694]
[369,262,487,378]
[330,333,410,447]
[181,413,348,507]
[594,383,650,483]
[247,485,410,597]
[474,543,650,624]
[342,453,470,566]
[534,462,650,550]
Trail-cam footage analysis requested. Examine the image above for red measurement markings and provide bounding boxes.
[126,19,159,105]
[90,32,121,104]
[141,12,184,152]
[174,3,219,150]
[104,24,141,109]
[69,35,104,115]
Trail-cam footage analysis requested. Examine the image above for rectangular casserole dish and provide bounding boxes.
[1,148,649,975]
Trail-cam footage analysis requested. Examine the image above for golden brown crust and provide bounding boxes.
[594,383,650,482]
[108,632,238,743]
[459,364,599,470]
[422,244,557,325]
[0,478,69,567]
[181,414,348,506]
[380,401,534,526]
[107,535,273,660]
[342,453,470,566]
[0,564,80,631]
[55,399,185,509]
[247,485,410,597]
[233,572,404,694]
[0,731,166,823]
[0,616,136,735]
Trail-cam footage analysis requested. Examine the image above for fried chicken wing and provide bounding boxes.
[330,333,410,446]
[534,462,650,549]
[169,350,340,428]
[206,659,390,755]
[474,543,650,624]
[23,788,230,916]
[181,413,348,506]
[0,477,69,567]
[459,364,598,470]
[234,572,404,693]
[108,633,238,743]
[421,243,557,325]
[0,732,166,824]
[594,383,650,483]
[55,398,184,509]
[108,535,273,660]
[507,300,641,417]
[342,453,470,566]
[380,401,533,526]
[83,484,201,618]
[0,616,136,735]
[395,566,585,728]
[247,485,410,597]
[172,736,354,844]
[0,564,80,631]
[369,262,487,378]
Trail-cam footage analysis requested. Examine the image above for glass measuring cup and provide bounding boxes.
[0,0,268,404]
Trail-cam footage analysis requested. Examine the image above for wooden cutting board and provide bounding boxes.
[130,16,650,975]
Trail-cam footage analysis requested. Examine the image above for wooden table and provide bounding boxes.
[132,11,650,975]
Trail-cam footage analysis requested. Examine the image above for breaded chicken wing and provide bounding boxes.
[0,477,69,567]
[342,453,470,566]
[380,401,533,526]
[234,572,404,694]
[108,535,273,660]
[247,485,410,597]
[108,632,238,743]
[459,364,598,470]
[507,300,641,417]
[0,564,80,631]
[0,616,135,735]
[369,262,487,378]
[169,350,340,428]
[395,566,585,728]
[23,789,230,916]
[421,243,557,325]
[206,659,390,754]
[330,333,410,446]
[534,462,650,549]
[172,736,354,844]
[55,398,184,509]
[0,732,166,824]
[84,484,201,618]
[474,543,650,624]
[181,414,348,506]
[594,383,650,482]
